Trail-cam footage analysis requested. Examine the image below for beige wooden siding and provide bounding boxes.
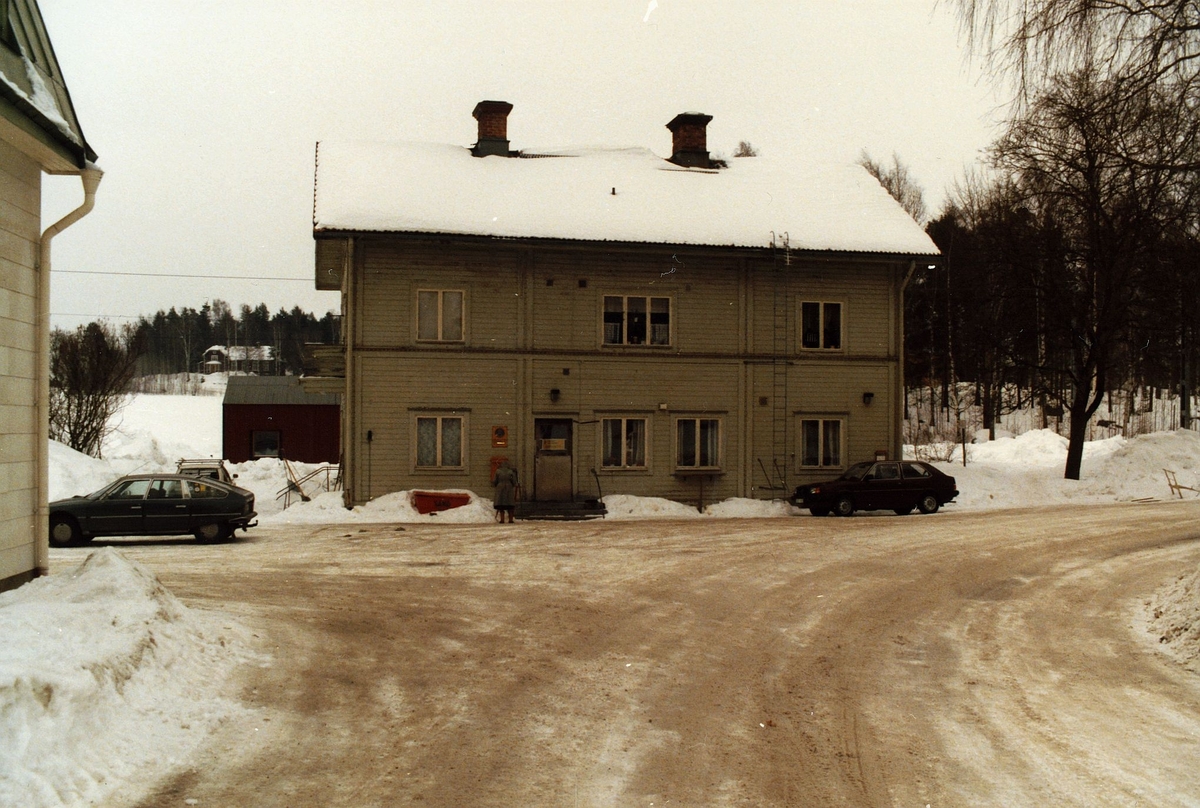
[341,239,906,507]
[749,260,898,357]
[0,138,41,587]
[358,241,521,350]
[529,250,742,355]
[352,354,521,502]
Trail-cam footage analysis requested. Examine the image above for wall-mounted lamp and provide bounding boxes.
[549,388,561,403]
[862,391,875,406]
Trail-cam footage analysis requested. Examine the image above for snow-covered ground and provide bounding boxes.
[8,392,1200,807]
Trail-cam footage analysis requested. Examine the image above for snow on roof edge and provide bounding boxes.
[313,139,940,256]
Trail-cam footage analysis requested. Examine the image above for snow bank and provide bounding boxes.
[934,428,1200,511]
[0,549,256,808]
[1145,568,1200,672]
[269,489,497,524]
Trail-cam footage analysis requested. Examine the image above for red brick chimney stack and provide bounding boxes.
[472,100,514,157]
[666,112,713,168]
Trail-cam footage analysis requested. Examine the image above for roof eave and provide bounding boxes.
[312,227,940,262]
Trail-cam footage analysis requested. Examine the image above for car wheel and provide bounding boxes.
[49,515,86,546]
[917,493,940,514]
[894,505,914,515]
[834,496,855,517]
[194,522,231,543]
[809,507,830,517]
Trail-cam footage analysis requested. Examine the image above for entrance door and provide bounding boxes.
[534,419,573,501]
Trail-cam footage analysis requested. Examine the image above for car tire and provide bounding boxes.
[809,507,830,517]
[894,505,914,515]
[834,496,855,517]
[917,493,940,514]
[49,515,86,546]
[194,522,231,543]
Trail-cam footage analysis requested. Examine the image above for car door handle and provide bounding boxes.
[176,505,187,509]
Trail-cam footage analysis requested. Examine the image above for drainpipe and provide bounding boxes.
[896,260,919,461]
[34,164,103,577]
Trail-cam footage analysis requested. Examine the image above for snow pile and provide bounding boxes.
[272,489,496,524]
[1145,568,1200,672]
[0,549,255,808]
[940,429,1200,511]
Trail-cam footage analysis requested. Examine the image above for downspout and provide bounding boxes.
[35,164,103,576]
[897,260,918,461]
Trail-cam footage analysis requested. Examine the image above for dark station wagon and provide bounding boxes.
[49,474,257,545]
[790,460,959,517]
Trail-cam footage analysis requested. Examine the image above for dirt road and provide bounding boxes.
[59,503,1200,806]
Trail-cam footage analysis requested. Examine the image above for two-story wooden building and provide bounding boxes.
[308,103,937,511]
[0,0,98,590]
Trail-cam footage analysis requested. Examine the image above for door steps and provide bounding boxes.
[515,500,607,521]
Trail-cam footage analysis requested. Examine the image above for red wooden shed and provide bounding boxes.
[222,376,340,463]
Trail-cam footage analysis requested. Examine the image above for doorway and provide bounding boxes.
[533,419,573,501]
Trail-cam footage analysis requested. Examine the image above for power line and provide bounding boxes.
[52,269,313,282]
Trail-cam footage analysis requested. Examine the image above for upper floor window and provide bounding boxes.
[676,417,721,470]
[417,290,464,342]
[602,417,647,469]
[800,418,842,468]
[416,415,464,468]
[801,301,842,350]
[603,295,671,346]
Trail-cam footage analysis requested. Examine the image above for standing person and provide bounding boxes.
[492,460,517,523]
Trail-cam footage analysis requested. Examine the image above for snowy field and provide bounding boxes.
[7,391,1200,807]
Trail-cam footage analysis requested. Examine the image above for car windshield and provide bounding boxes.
[839,462,874,481]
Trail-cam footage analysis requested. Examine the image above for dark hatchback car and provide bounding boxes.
[790,460,959,517]
[49,474,257,545]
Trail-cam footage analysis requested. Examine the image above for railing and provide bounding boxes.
[276,459,342,508]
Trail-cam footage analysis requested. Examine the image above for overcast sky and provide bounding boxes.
[39,0,1004,330]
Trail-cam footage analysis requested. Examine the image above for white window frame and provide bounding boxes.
[798,417,844,469]
[799,300,843,351]
[416,289,465,343]
[602,294,672,347]
[674,416,722,471]
[600,416,650,470]
[413,414,467,470]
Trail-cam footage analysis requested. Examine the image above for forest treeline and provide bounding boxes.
[130,300,339,377]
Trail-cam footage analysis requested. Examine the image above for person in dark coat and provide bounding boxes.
[492,461,517,523]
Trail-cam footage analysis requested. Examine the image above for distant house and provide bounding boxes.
[202,345,277,375]
[222,376,339,464]
[0,0,99,591]
[307,102,937,512]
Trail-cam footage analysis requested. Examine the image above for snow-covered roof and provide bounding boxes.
[204,345,275,361]
[313,141,939,256]
[0,0,95,167]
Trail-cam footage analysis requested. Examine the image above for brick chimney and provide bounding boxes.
[666,112,713,168]
[472,100,514,157]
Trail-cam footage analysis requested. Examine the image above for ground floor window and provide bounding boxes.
[676,417,721,469]
[416,415,464,468]
[252,430,280,458]
[800,418,842,467]
[601,417,647,468]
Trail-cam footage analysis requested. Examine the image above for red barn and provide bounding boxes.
[222,376,340,463]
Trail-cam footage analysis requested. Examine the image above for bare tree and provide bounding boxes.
[994,69,1194,478]
[49,322,143,458]
[733,140,758,157]
[955,0,1200,169]
[859,151,929,224]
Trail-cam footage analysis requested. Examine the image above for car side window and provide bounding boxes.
[874,463,900,481]
[187,480,226,499]
[901,462,931,479]
[110,479,151,499]
[151,479,184,498]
